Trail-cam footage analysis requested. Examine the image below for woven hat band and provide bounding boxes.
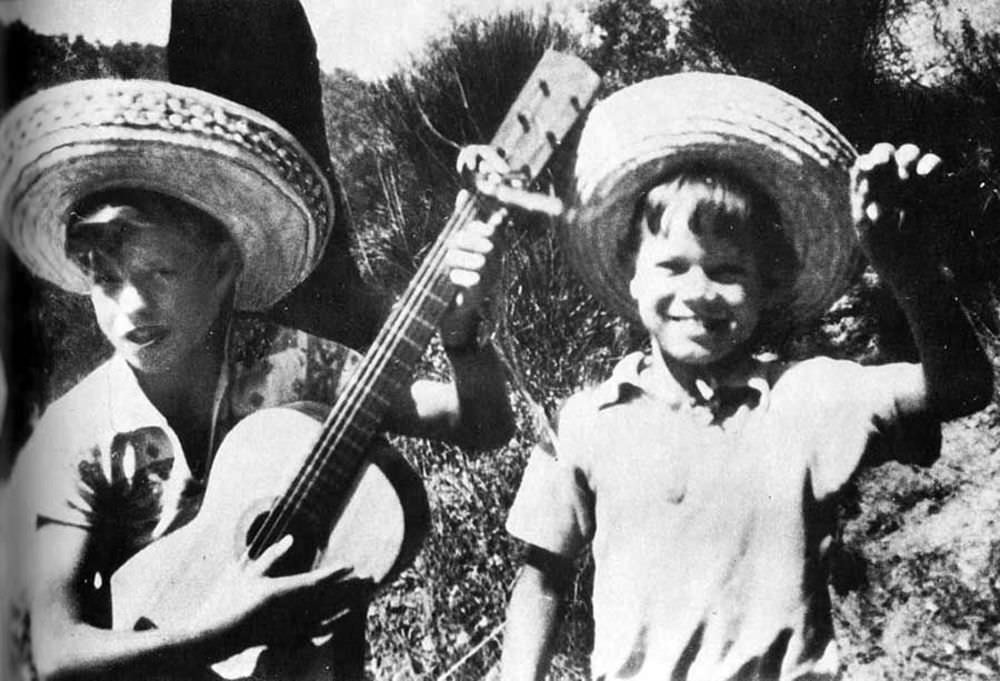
[1,79,334,310]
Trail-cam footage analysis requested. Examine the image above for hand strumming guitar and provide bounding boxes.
[186,535,374,662]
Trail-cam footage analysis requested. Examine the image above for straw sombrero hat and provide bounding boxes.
[563,72,861,329]
[0,78,334,311]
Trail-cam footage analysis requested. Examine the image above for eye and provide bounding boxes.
[91,269,123,287]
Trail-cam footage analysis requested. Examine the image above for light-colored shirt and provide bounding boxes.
[4,319,361,680]
[506,352,939,681]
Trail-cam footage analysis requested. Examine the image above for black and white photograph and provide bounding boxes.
[1,1,999,679]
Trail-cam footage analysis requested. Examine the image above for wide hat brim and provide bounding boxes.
[563,72,860,329]
[0,79,334,311]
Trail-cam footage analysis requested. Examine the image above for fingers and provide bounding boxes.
[309,563,357,588]
[245,535,295,574]
[456,144,510,176]
[916,151,943,178]
[453,218,498,256]
[855,141,896,174]
[270,561,356,596]
[852,142,943,225]
[855,142,942,185]
[445,216,502,289]
[894,143,921,180]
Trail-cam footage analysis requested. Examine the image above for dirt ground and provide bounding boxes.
[835,403,1000,680]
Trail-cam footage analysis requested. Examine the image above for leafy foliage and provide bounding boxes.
[374,11,579,193]
[2,21,164,105]
[685,0,898,141]
[4,3,1000,679]
[586,0,688,92]
[351,13,618,677]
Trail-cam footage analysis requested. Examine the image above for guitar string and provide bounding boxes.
[245,212,460,556]
[250,78,570,553]
[251,196,478,550]
[246,194,482,556]
[247,195,477,554]
[249,81,583,557]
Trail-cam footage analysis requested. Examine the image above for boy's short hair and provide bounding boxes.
[617,166,799,298]
[66,188,237,280]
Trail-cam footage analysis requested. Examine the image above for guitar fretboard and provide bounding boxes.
[248,195,480,553]
[245,50,601,558]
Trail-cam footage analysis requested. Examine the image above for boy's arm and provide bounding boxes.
[501,547,575,681]
[390,346,514,450]
[28,524,360,680]
[851,143,994,421]
[29,524,207,680]
[380,208,514,449]
[383,149,516,449]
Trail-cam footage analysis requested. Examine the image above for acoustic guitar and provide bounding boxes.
[109,50,600,679]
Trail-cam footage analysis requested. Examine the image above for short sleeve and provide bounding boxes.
[804,358,941,499]
[505,393,596,558]
[5,412,99,600]
[10,413,97,533]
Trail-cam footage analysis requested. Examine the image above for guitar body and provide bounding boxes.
[105,49,599,681]
[110,403,429,680]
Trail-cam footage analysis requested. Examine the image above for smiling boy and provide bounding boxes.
[499,73,993,681]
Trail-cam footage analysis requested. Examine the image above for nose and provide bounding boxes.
[676,267,719,305]
[114,279,152,317]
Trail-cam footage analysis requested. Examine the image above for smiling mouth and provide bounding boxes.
[669,316,731,334]
[124,326,168,347]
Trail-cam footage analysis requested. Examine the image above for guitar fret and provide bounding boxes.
[368,391,391,407]
[355,403,382,423]
[397,333,424,353]
[262,48,599,558]
[423,290,449,307]
[109,55,601,653]
[411,315,437,332]
[315,461,353,488]
[373,372,406,395]
[336,431,366,452]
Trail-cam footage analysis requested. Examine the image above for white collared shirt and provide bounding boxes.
[507,352,939,681]
[5,320,360,656]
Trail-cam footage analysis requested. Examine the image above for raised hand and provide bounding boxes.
[456,144,514,187]
[439,146,511,350]
[850,142,943,268]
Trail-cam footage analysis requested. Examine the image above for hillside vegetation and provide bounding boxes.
[3,1,1000,678]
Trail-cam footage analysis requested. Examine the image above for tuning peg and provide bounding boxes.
[474,177,564,217]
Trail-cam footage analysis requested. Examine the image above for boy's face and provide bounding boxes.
[629,196,764,367]
[88,223,237,375]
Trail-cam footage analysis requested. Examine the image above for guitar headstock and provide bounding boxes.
[489,51,601,184]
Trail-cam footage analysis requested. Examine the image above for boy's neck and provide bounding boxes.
[648,342,756,405]
[133,318,230,426]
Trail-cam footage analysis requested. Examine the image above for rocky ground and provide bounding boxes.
[836,403,1000,680]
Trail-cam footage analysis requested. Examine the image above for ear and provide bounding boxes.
[212,243,242,296]
[628,270,642,302]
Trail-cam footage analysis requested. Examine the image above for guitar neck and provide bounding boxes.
[249,196,480,552]
[247,50,600,557]
[314,194,481,469]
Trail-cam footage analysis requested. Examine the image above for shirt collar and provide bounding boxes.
[105,320,233,472]
[106,355,173,435]
[595,350,773,414]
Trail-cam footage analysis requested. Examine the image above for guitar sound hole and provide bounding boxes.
[245,512,321,577]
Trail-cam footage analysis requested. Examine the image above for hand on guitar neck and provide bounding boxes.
[439,145,512,352]
[17,49,598,681]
